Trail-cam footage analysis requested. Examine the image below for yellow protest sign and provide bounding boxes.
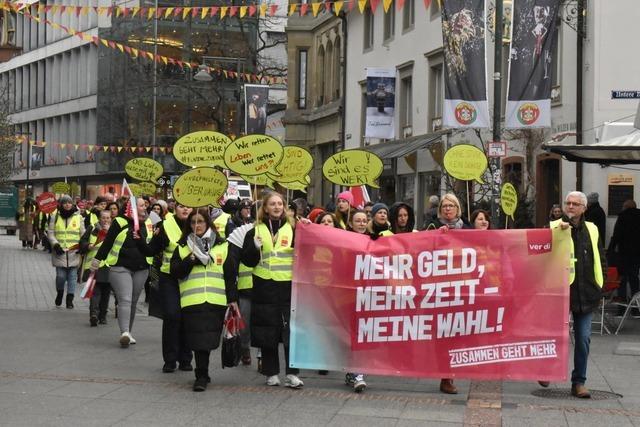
[137,182,157,195]
[268,146,313,185]
[279,177,310,193]
[501,182,518,221]
[322,149,382,188]
[173,131,232,168]
[223,134,283,176]
[51,182,70,194]
[69,182,80,197]
[241,174,275,189]
[443,144,488,184]
[128,183,142,196]
[125,158,164,182]
[172,167,228,208]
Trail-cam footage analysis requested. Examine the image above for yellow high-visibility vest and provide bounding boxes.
[160,213,182,274]
[144,217,153,265]
[238,263,253,290]
[177,243,228,308]
[82,232,106,271]
[54,214,82,249]
[89,212,99,227]
[213,212,231,238]
[253,222,294,282]
[550,219,603,287]
[104,217,129,267]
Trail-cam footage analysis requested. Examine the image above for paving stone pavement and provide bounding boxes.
[0,234,639,426]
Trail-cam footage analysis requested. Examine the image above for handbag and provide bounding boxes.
[221,305,245,369]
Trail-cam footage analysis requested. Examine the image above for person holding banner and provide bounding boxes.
[235,191,304,389]
[544,191,606,399]
[334,191,355,229]
[389,202,416,234]
[79,209,113,326]
[424,193,471,232]
[347,210,369,234]
[169,207,239,392]
[366,203,392,238]
[135,203,195,373]
[471,209,492,230]
[315,212,341,228]
[91,197,149,348]
[48,195,85,309]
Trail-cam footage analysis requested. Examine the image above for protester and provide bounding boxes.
[170,207,239,392]
[167,198,176,213]
[363,201,374,220]
[135,203,194,371]
[48,195,85,308]
[584,192,606,246]
[347,210,369,234]
[315,212,341,228]
[234,191,304,388]
[542,191,606,398]
[366,203,392,238]
[422,195,440,229]
[17,199,35,249]
[424,192,469,394]
[307,207,325,224]
[334,191,355,229]
[607,199,640,306]
[85,196,108,228]
[92,197,149,348]
[548,204,563,222]
[210,203,234,239]
[471,209,491,230]
[80,209,112,326]
[389,202,415,233]
[156,200,169,218]
[107,201,120,219]
[150,203,163,218]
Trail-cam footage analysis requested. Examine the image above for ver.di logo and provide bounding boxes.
[517,103,540,126]
[454,102,477,125]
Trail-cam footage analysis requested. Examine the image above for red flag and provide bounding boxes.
[423,0,432,9]
[349,186,371,209]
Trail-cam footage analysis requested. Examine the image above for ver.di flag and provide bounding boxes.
[365,68,396,139]
[441,0,490,129]
[505,0,560,128]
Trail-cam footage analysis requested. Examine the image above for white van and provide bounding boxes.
[225,179,252,202]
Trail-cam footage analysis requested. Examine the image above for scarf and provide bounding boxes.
[187,228,214,265]
[439,217,464,229]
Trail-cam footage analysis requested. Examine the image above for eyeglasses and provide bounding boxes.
[352,219,368,224]
[564,201,584,207]
[441,204,456,209]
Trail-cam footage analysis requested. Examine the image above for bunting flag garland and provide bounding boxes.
[1,0,434,20]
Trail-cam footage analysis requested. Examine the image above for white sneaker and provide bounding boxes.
[266,375,281,386]
[353,375,367,393]
[129,335,136,344]
[119,332,131,348]
[285,374,304,389]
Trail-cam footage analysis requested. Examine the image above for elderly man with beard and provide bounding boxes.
[540,191,606,398]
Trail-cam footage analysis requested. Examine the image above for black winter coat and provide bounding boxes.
[608,207,640,261]
[584,202,606,246]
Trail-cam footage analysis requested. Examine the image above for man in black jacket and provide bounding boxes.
[608,199,640,303]
[585,192,606,246]
[546,191,606,398]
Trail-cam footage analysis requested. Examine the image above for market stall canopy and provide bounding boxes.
[364,130,449,159]
[542,131,640,164]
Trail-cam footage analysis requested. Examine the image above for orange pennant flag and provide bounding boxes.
[289,3,297,15]
[311,2,322,16]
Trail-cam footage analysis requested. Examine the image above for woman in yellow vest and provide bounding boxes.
[234,191,304,388]
[365,203,393,238]
[169,207,238,392]
[48,195,85,308]
[135,204,194,373]
[91,197,149,348]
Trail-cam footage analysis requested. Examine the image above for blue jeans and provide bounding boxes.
[55,267,77,295]
[571,311,593,385]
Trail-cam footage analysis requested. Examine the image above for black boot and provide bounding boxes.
[66,294,74,309]
[55,290,64,307]
[193,369,210,392]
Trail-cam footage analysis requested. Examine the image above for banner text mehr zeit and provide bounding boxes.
[354,248,504,343]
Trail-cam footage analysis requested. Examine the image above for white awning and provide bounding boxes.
[542,130,640,164]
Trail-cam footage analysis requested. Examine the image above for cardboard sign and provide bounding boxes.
[125,158,164,182]
[443,144,488,184]
[322,149,383,188]
[501,183,518,221]
[174,131,232,168]
[36,192,58,213]
[51,182,70,194]
[128,183,142,196]
[223,134,283,176]
[137,182,157,195]
[173,167,228,208]
[269,146,313,185]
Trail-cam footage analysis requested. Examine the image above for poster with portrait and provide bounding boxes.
[505,0,560,128]
[441,0,490,129]
[365,68,396,139]
[30,145,43,172]
[244,84,269,135]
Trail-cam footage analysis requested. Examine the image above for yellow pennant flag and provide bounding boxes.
[66,6,74,15]
[115,7,121,17]
[182,7,190,19]
[383,0,393,12]
[146,51,154,60]
[201,7,208,19]
[220,6,228,18]
[164,7,173,18]
[147,7,155,20]
[358,0,367,13]
[81,6,89,16]
[37,4,44,14]
[334,1,344,15]
[82,34,93,42]
[240,6,247,17]
[161,56,168,65]
[100,39,109,47]
[131,7,139,17]
[41,141,47,147]
[288,3,297,15]
[117,147,123,153]
[145,147,152,152]
[97,7,106,16]
[102,146,109,152]
[116,43,124,53]
[131,48,138,57]
[311,2,321,16]
[259,3,267,17]
[60,143,66,149]
[73,144,79,150]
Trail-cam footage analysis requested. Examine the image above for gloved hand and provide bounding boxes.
[53,244,65,255]
[253,236,263,249]
[89,258,101,272]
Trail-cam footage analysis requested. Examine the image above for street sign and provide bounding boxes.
[611,90,640,99]
[488,141,507,158]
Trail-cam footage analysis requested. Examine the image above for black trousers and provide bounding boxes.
[194,350,210,379]
[89,282,111,320]
[261,344,299,377]
[159,273,192,364]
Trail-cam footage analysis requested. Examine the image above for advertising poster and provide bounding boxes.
[365,68,396,139]
[244,84,269,135]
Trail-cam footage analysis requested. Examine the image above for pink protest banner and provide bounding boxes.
[290,224,571,381]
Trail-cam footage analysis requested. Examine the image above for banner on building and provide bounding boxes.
[365,68,396,139]
[505,0,560,128]
[30,145,43,172]
[244,84,269,135]
[441,0,490,129]
[290,224,570,380]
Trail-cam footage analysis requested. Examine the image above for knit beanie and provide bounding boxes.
[58,195,73,205]
[370,202,389,217]
[308,207,325,223]
[336,191,355,207]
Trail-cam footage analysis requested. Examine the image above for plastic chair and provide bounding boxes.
[614,290,640,335]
